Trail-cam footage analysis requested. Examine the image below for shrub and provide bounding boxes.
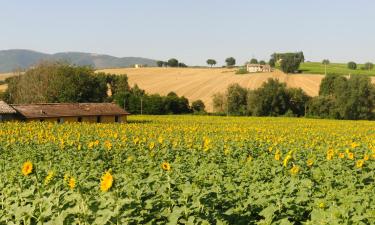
[235,67,248,74]
[347,61,357,70]
[191,100,206,112]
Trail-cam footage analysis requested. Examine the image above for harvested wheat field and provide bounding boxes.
[98,68,353,112]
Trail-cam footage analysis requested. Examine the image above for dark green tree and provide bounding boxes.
[347,61,357,70]
[191,100,206,112]
[250,58,258,64]
[269,58,276,67]
[227,83,248,115]
[279,53,302,73]
[225,57,236,67]
[259,60,266,65]
[322,59,330,75]
[247,79,290,116]
[156,61,164,67]
[206,59,217,67]
[168,58,179,67]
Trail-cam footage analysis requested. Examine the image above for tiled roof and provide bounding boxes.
[0,101,16,114]
[11,103,130,119]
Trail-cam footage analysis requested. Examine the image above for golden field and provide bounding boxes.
[2,68,375,111]
[98,68,375,112]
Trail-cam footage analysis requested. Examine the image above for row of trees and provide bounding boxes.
[1,62,206,115]
[308,74,375,120]
[212,79,310,117]
[323,60,374,71]
[113,87,205,115]
[156,59,187,68]
[212,74,375,120]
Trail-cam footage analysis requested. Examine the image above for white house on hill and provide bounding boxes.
[246,64,272,73]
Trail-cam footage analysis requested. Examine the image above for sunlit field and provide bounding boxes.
[1,115,374,224]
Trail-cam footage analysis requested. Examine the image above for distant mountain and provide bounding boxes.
[0,49,158,73]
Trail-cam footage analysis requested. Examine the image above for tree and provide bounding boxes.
[156,61,164,67]
[178,62,188,68]
[287,88,311,116]
[206,59,217,67]
[225,57,236,67]
[191,100,205,112]
[247,79,290,116]
[269,58,276,68]
[5,61,108,104]
[212,93,227,113]
[227,84,248,115]
[168,58,179,67]
[347,61,357,70]
[364,62,374,70]
[279,53,302,73]
[250,58,258,64]
[259,60,266,65]
[322,59,330,75]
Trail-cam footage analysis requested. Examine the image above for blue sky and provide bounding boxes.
[0,0,374,65]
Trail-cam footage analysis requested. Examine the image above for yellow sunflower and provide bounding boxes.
[22,161,33,176]
[161,162,171,171]
[100,171,114,192]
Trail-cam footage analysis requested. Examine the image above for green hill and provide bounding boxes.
[0,49,158,73]
[300,62,375,76]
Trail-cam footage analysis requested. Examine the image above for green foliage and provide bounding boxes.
[279,53,303,73]
[114,88,191,115]
[1,116,374,224]
[213,79,310,117]
[248,79,292,116]
[250,58,258,64]
[168,58,179,67]
[156,61,164,67]
[5,61,108,104]
[309,75,375,120]
[364,62,373,70]
[206,59,217,67]
[322,59,330,65]
[212,93,227,113]
[269,58,276,68]
[347,61,357,70]
[227,84,248,115]
[178,62,188,68]
[259,60,266,65]
[235,67,248,74]
[225,57,236,67]
[191,100,206,112]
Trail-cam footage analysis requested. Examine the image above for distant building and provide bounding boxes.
[0,102,130,123]
[246,64,272,73]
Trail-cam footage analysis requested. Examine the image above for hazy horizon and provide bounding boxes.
[1,0,375,66]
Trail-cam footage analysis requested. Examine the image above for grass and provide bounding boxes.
[300,62,375,76]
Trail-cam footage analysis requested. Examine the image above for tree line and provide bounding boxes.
[212,74,375,120]
[1,62,206,115]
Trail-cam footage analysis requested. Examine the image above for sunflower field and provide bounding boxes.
[0,115,375,224]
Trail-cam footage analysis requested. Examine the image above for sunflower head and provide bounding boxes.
[22,161,33,176]
[356,159,364,168]
[161,162,171,171]
[100,171,114,192]
[68,177,76,190]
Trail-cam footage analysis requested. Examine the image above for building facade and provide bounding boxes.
[246,64,272,73]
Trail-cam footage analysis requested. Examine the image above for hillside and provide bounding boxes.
[300,62,375,76]
[0,49,157,73]
[98,68,350,112]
